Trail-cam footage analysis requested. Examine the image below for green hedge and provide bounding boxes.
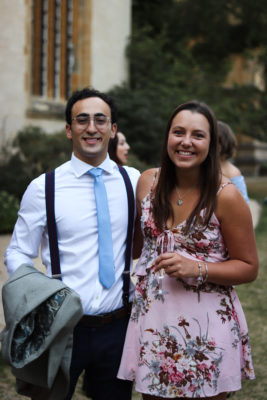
[0,191,19,234]
[0,126,72,200]
[0,126,72,233]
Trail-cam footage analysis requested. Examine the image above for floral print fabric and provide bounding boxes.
[11,288,70,366]
[118,187,254,398]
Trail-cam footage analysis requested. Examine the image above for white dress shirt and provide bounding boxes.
[5,154,140,315]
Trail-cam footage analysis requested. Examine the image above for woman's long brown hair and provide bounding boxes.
[153,100,221,233]
[108,132,121,165]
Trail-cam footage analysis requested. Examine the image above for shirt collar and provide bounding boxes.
[71,153,117,177]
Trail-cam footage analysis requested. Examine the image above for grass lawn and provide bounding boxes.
[232,184,267,400]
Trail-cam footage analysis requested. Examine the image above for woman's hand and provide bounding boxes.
[154,252,198,279]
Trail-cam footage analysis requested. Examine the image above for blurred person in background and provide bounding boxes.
[108,131,130,165]
[218,120,249,204]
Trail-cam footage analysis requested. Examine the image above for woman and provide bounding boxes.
[118,100,258,399]
[218,120,249,204]
[108,131,130,165]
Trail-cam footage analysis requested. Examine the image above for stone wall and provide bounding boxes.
[0,0,28,147]
[90,0,131,91]
[235,134,267,176]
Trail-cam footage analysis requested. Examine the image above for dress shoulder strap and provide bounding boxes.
[217,181,233,196]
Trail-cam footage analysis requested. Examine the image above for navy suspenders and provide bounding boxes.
[45,171,61,279]
[118,165,135,308]
[45,167,135,308]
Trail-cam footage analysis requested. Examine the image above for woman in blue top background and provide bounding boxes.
[218,121,250,204]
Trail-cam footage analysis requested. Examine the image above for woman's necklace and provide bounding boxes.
[175,185,194,206]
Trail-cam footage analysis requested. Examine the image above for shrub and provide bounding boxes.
[0,191,19,233]
[0,126,72,199]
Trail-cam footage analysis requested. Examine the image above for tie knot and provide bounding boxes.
[88,168,103,178]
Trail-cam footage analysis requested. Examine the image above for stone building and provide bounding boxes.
[235,134,267,176]
[0,0,131,147]
[0,1,267,175]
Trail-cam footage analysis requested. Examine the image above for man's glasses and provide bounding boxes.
[72,114,110,131]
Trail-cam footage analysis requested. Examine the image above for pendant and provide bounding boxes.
[177,199,183,206]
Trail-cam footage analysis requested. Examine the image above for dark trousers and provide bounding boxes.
[64,315,132,400]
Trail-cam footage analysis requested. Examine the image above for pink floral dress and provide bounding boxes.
[118,183,254,398]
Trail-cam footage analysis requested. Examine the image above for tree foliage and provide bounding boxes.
[0,191,19,233]
[109,0,267,165]
[0,127,72,199]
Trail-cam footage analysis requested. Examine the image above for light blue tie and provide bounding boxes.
[88,168,115,289]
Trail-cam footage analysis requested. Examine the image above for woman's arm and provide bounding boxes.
[155,183,258,286]
[132,168,158,259]
[208,182,258,285]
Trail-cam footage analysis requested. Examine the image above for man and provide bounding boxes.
[5,88,140,399]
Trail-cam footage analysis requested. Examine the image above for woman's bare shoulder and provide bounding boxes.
[215,178,250,222]
[141,167,158,176]
[221,160,241,179]
[137,168,159,202]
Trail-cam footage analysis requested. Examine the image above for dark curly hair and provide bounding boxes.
[65,87,117,125]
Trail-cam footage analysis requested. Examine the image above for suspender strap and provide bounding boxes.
[45,171,62,280]
[118,166,135,308]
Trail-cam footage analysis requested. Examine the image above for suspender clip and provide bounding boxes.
[51,273,62,279]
